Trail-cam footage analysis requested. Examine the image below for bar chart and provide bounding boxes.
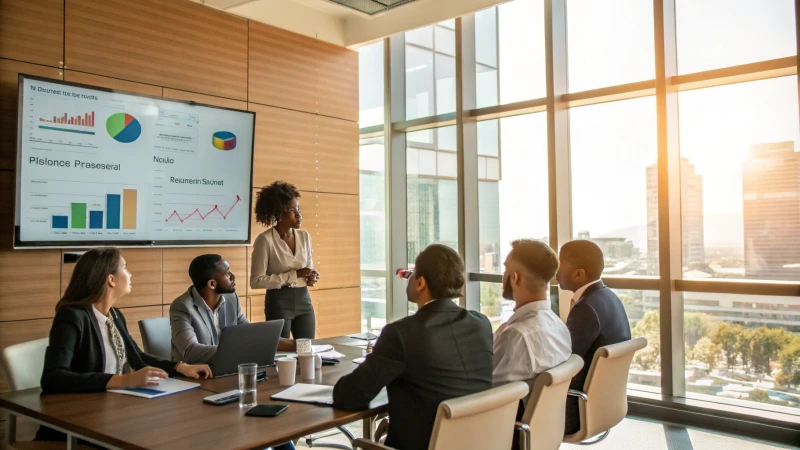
[39,112,95,126]
[51,189,138,230]
[37,111,96,136]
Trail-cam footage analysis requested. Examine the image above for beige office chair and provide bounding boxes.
[563,337,648,445]
[0,338,71,449]
[353,381,529,450]
[1,338,48,391]
[138,317,172,360]
[515,354,584,450]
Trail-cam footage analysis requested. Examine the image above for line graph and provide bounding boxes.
[165,195,241,223]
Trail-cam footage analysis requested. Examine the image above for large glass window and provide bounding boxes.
[682,292,800,413]
[405,22,457,120]
[407,126,458,260]
[361,276,387,333]
[358,42,384,127]
[616,289,661,390]
[570,97,658,275]
[566,0,655,92]
[360,137,387,331]
[477,114,549,275]
[676,0,796,75]
[363,1,800,423]
[475,0,546,108]
[479,282,512,331]
[679,77,800,281]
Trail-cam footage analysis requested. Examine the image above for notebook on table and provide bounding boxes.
[108,378,199,399]
[271,384,334,406]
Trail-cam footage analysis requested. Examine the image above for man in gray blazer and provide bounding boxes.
[170,254,294,364]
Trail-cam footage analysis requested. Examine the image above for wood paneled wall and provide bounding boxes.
[0,0,359,392]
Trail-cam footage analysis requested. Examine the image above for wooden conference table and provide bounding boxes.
[0,337,386,450]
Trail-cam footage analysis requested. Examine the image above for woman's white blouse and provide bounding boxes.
[249,228,314,290]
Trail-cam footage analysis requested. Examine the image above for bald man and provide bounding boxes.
[557,239,631,435]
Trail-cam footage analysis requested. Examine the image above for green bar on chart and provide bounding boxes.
[71,203,87,229]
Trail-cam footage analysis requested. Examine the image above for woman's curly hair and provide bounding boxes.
[254,181,301,226]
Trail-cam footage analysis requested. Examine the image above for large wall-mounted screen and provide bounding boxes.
[14,75,255,248]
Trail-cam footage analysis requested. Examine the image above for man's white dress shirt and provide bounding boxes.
[493,300,572,389]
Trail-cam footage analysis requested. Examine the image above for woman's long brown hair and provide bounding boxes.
[55,247,122,312]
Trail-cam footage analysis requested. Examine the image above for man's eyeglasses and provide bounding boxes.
[396,269,413,280]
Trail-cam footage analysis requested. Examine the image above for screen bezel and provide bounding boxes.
[13,74,256,249]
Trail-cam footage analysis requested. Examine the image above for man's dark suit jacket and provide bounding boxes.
[36,306,178,442]
[564,280,631,434]
[332,299,494,450]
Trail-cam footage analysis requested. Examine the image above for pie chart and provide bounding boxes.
[212,131,236,151]
[106,113,141,143]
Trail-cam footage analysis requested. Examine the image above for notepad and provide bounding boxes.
[312,344,334,353]
[271,383,335,406]
[108,378,199,399]
[347,332,378,341]
[317,349,346,360]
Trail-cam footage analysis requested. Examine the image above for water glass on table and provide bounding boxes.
[238,363,258,408]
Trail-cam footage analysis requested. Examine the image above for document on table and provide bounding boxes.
[272,384,335,405]
[346,332,378,341]
[317,349,346,360]
[107,378,199,399]
[275,344,343,361]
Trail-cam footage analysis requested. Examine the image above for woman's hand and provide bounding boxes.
[176,363,213,379]
[296,268,313,279]
[306,269,320,286]
[119,366,167,389]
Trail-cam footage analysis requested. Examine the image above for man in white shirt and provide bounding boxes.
[494,239,572,450]
[493,239,572,388]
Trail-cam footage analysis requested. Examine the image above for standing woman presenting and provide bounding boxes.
[250,181,319,339]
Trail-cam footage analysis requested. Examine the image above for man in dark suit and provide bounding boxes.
[557,240,631,435]
[332,244,494,450]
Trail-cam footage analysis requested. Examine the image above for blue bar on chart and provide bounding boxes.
[106,194,121,229]
[52,216,68,229]
[89,211,104,229]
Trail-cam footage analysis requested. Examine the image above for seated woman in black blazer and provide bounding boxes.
[36,247,212,442]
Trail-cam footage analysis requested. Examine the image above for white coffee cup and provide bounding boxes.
[299,354,315,379]
[277,357,297,386]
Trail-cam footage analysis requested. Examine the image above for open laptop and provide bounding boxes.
[209,320,284,377]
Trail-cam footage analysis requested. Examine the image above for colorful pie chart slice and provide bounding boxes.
[106,113,141,143]
[212,131,236,151]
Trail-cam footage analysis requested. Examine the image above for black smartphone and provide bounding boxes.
[257,370,267,382]
[246,404,289,417]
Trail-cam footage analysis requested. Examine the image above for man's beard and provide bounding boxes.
[217,284,236,294]
[502,275,513,300]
